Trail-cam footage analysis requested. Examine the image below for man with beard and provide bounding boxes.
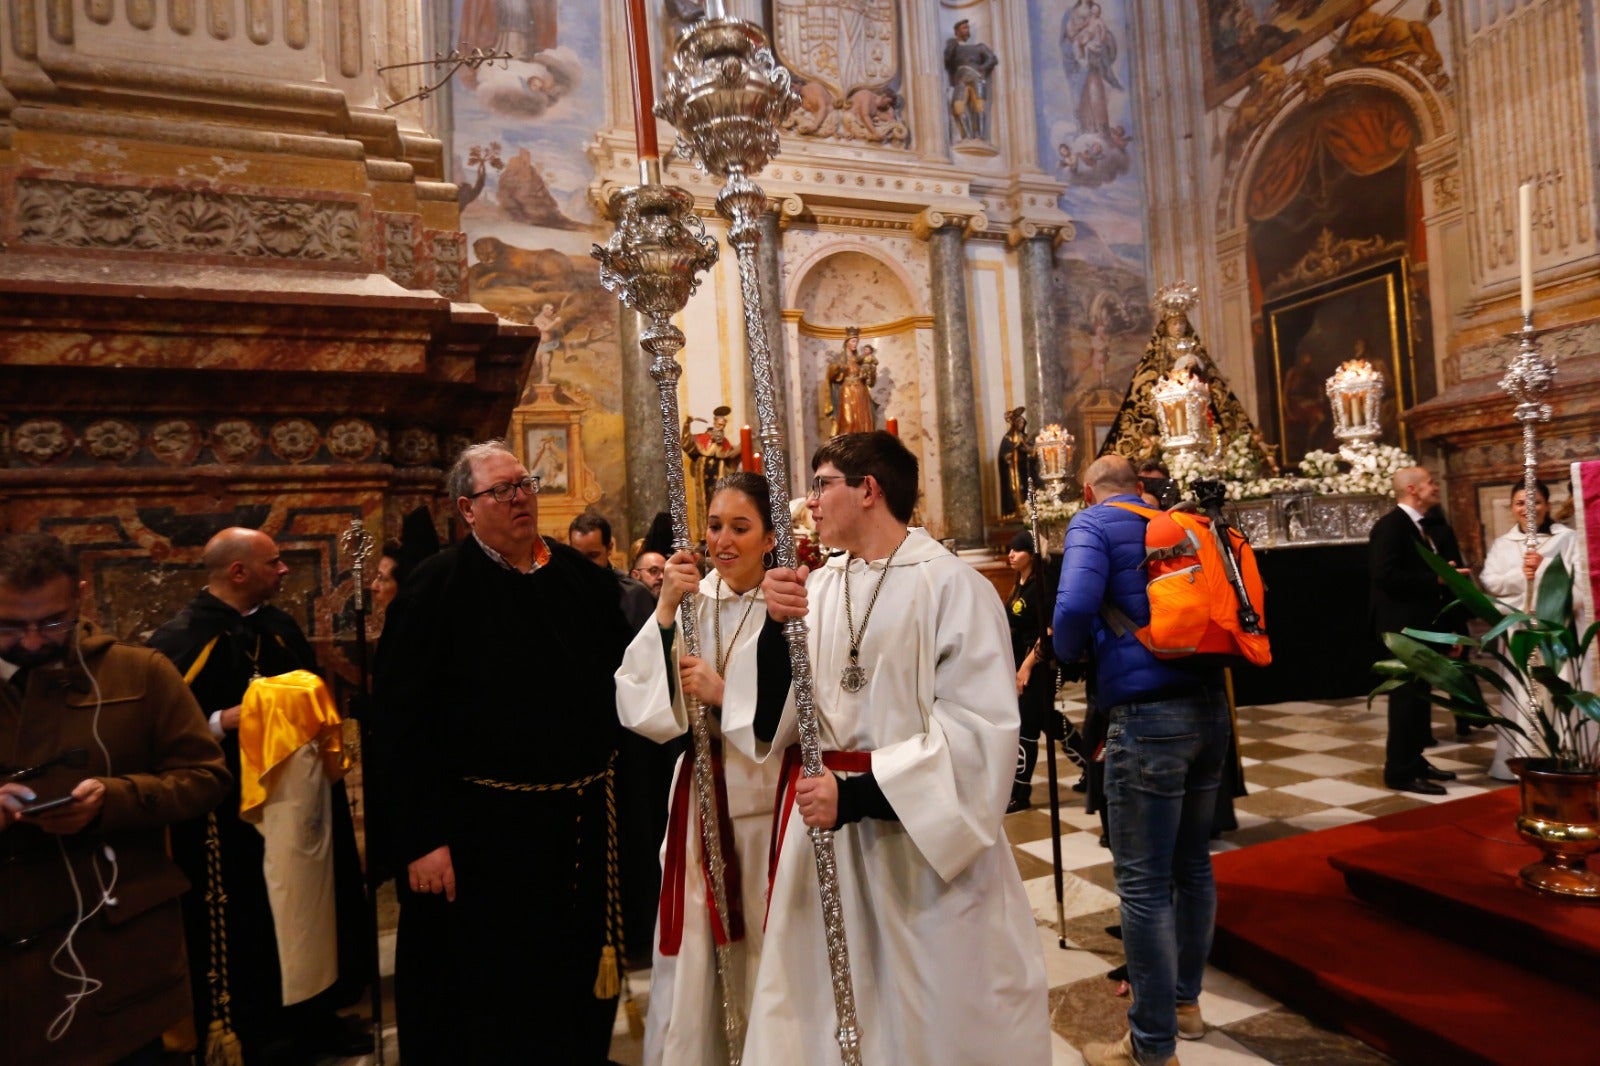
[1,533,228,1066]
[371,440,633,1063]
[150,527,372,1065]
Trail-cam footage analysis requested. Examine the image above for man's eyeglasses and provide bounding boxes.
[0,617,77,641]
[807,474,863,499]
[632,565,665,578]
[467,476,541,503]
[2,747,89,783]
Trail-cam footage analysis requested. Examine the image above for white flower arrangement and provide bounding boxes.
[1031,495,1085,524]
[1160,438,1413,501]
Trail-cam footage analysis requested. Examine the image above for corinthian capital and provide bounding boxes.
[911,207,988,242]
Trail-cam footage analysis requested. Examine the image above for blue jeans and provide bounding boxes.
[1104,686,1230,1064]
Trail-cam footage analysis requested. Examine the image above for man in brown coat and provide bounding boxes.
[0,532,229,1066]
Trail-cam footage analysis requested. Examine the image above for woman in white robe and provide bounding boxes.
[1479,480,1591,780]
[614,471,782,1066]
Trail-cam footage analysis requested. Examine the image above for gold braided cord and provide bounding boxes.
[594,761,625,1000]
[203,812,243,1066]
[461,765,610,793]
[463,759,624,1001]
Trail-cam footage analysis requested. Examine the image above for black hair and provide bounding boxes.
[0,533,78,591]
[812,430,919,523]
[568,511,613,547]
[711,471,774,532]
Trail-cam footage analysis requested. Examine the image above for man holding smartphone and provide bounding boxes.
[0,532,229,1066]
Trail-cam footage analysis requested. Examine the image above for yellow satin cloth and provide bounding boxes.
[238,669,349,820]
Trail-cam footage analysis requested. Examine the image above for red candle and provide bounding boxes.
[625,0,658,166]
[753,452,764,474]
[740,425,754,470]
[886,416,899,437]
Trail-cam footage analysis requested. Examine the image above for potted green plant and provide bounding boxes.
[1371,544,1600,899]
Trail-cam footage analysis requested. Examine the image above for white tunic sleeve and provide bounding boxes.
[615,614,689,744]
[1480,530,1530,603]
[870,556,1021,883]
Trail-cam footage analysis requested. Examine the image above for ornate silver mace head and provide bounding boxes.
[592,181,720,327]
[655,12,797,180]
[1499,321,1556,424]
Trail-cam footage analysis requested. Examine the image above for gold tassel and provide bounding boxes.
[204,1019,245,1066]
[594,944,621,999]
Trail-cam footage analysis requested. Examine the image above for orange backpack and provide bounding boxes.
[1105,502,1272,667]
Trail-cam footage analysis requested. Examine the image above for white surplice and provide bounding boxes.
[722,528,1050,1066]
[1479,521,1594,778]
[614,573,780,1066]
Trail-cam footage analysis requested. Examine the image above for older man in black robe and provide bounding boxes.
[372,439,632,1064]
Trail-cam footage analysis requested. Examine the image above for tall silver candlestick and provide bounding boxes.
[658,14,864,1064]
[593,174,748,1061]
[1500,315,1556,610]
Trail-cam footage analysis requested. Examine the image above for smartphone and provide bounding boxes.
[18,794,76,816]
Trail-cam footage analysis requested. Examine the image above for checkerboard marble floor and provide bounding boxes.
[351,690,1506,1066]
[994,686,1507,1066]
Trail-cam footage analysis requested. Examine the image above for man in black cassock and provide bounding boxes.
[371,440,632,1064]
[150,526,372,1065]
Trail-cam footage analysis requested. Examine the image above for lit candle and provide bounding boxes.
[625,0,658,183]
[1518,181,1534,320]
[752,451,763,474]
[740,425,754,470]
[885,416,898,437]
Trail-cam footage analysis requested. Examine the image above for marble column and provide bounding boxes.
[1017,231,1066,431]
[620,303,667,541]
[926,221,986,547]
[753,207,795,496]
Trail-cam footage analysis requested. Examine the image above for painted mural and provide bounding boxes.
[1029,0,1154,414]
[450,0,630,540]
[1198,0,1365,108]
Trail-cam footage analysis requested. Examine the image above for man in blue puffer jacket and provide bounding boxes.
[1053,455,1228,1066]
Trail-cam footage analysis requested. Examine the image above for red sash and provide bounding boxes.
[658,737,745,956]
[765,743,872,927]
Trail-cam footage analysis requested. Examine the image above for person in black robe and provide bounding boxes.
[370,441,632,1065]
[149,527,372,1066]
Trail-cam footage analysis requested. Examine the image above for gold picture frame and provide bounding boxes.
[1264,258,1414,467]
[508,384,601,538]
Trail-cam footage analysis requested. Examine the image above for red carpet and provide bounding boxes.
[1212,788,1600,1066]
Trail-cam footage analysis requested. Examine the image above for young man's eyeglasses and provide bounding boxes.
[807,474,864,499]
[0,617,77,642]
[467,476,541,503]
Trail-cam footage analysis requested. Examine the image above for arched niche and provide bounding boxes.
[783,245,931,478]
[1212,65,1459,467]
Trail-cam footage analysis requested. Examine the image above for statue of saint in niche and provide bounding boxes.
[824,329,879,436]
[997,406,1033,520]
[682,404,741,531]
[945,18,999,143]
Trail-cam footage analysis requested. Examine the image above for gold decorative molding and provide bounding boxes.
[786,314,934,339]
[1264,228,1407,299]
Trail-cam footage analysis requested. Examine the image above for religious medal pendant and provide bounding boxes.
[841,649,867,693]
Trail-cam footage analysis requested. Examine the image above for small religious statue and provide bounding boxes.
[945,18,999,143]
[682,404,740,532]
[997,406,1033,520]
[824,328,879,436]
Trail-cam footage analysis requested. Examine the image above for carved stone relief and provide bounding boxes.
[774,0,908,148]
[16,180,364,264]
